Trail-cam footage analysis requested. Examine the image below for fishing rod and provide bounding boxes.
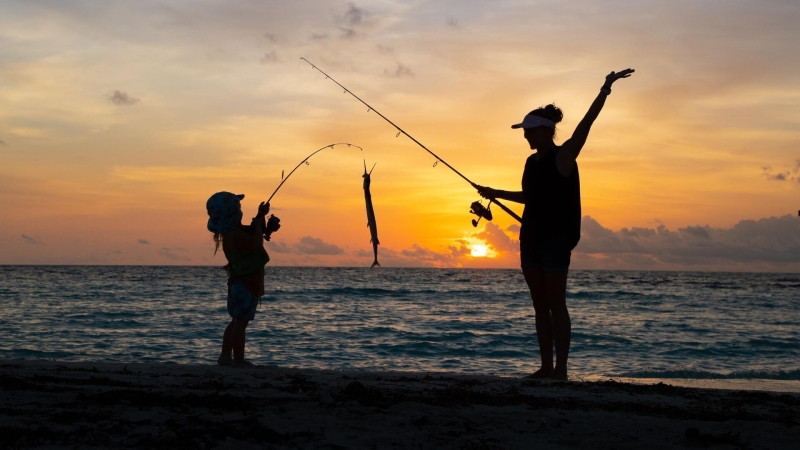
[258,142,361,243]
[300,57,522,224]
[267,142,362,203]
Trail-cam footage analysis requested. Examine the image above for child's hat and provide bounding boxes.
[206,191,244,234]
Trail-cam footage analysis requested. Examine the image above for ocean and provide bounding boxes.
[1,266,798,383]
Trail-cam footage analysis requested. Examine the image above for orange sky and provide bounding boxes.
[1,1,798,271]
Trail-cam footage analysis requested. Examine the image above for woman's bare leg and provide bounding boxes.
[523,267,554,378]
[545,271,571,380]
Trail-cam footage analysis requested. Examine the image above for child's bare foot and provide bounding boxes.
[231,360,256,368]
[549,368,568,381]
[217,355,232,366]
[525,367,554,379]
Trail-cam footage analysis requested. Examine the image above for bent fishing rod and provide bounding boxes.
[300,57,522,224]
[267,142,362,203]
[256,143,361,243]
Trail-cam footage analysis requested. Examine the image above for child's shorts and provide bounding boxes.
[227,280,258,321]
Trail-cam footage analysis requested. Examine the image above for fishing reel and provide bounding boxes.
[470,200,493,227]
[263,214,281,241]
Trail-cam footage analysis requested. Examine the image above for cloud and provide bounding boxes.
[266,237,344,255]
[352,243,468,267]
[475,222,518,252]
[108,90,138,105]
[576,215,800,268]
[21,234,42,245]
[0,139,5,145]
[449,215,800,271]
[401,244,455,265]
[376,44,393,54]
[762,161,800,183]
[294,236,344,255]
[446,18,460,29]
[388,240,471,267]
[340,27,357,40]
[263,32,278,44]
[352,240,470,267]
[159,247,190,261]
[342,3,366,27]
[762,166,789,181]
[384,63,414,78]
[268,241,292,253]
[681,225,711,239]
[137,239,150,244]
[336,2,378,39]
[260,50,279,64]
[449,239,471,257]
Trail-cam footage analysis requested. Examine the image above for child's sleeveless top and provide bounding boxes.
[223,227,269,297]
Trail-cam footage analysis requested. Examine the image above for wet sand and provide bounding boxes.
[1,360,798,449]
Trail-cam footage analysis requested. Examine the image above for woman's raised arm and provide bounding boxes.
[559,69,634,170]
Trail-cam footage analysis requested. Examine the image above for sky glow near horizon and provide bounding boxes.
[0,0,798,271]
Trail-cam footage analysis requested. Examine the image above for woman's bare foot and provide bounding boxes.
[525,367,554,379]
[549,368,568,381]
[231,360,256,368]
[217,355,232,366]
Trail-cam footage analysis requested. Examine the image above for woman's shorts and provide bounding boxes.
[520,235,572,273]
[227,280,258,321]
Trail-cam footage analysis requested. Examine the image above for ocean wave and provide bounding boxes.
[774,277,800,283]
[272,287,440,297]
[270,287,529,302]
[1,349,74,359]
[770,283,800,289]
[746,338,799,349]
[569,290,644,299]
[567,290,685,302]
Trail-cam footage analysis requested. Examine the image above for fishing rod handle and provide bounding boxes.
[470,182,521,223]
[491,198,522,223]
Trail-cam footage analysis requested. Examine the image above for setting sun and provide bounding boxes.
[471,245,488,257]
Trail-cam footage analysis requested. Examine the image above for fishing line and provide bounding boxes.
[300,57,522,223]
[267,142,363,203]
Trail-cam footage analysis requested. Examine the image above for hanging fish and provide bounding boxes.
[363,161,381,268]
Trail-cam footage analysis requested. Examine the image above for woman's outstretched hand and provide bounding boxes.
[605,68,635,86]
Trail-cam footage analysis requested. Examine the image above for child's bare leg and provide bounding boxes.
[231,319,253,367]
[218,319,235,365]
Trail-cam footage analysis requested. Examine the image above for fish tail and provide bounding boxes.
[371,258,381,268]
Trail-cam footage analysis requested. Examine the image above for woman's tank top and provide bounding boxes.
[520,148,581,249]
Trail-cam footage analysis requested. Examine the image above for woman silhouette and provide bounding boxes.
[476,69,634,380]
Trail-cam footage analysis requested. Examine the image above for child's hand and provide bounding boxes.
[257,202,270,217]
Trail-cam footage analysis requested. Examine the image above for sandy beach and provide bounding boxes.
[1,361,798,449]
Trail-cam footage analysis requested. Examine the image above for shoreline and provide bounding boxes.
[2,360,798,449]
[581,375,800,394]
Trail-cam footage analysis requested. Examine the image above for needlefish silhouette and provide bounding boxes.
[363,161,381,268]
